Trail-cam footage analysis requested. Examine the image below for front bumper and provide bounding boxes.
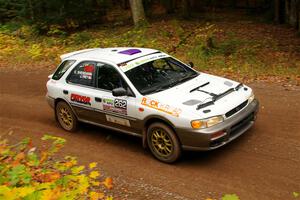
[177,99,259,151]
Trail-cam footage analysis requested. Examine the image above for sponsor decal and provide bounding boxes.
[73,64,95,80]
[77,70,93,80]
[120,53,169,72]
[141,97,182,117]
[84,65,94,73]
[102,98,127,115]
[106,115,131,127]
[71,94,91,105]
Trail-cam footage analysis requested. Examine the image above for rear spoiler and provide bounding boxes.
[60,48,99,60]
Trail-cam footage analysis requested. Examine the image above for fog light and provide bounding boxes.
[211,131,226,140]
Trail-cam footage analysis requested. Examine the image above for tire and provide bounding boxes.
[55,101,78,132]
[147,122,181,163]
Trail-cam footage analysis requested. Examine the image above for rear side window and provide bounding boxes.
[67,61,96,87]
[52,60,76,80]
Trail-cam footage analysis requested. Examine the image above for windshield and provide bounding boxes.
[125,57,199,95]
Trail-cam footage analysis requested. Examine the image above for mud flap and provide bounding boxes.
[142,127,148,149]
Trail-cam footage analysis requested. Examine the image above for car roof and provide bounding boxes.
[60,47,160,64]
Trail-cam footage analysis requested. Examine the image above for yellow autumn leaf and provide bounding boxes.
[0,185,14,200]
[89,162,97,169]
[89,171,100,179]
[16,186,35,197]
[78,175,89,194]
[90,191,105,200]
[71,165,85,174]
[106,196,113,200]
[91,181,100,186]
[40,189,53,200]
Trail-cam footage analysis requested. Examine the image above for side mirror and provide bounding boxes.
[112,87,127,97]
[188,62,194,68]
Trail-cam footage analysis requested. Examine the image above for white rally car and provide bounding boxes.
[46,47,259,163]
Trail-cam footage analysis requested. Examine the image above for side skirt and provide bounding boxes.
[78,118,143,138]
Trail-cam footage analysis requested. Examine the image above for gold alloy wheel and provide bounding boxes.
[151,128,173,157]
[58,107,73,129]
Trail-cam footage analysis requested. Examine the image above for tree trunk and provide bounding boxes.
[289,0,297,27]
[129,0,146,26]
[27,0,34,21]
[297,0,300,30]
[165,0,176,14]
[298,9,300,31]
[285,0,290,23]
[182,0,191,19]
[274,0,280,23]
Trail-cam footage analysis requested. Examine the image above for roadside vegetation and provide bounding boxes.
[0,132,113,200]
[1,132,299,200]
[1,16,300,85]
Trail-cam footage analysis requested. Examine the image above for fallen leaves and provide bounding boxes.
[0,135,113,199]
[89,171,100,179]
[103,177,113,189]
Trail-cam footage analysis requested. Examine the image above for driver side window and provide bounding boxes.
[96,63,127,91]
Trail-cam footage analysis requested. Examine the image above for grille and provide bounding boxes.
[225,100,248,118]
[230,112,254,138]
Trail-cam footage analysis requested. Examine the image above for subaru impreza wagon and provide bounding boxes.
[46,47,259,163]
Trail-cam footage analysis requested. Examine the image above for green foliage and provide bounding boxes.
[1,19,299,82]
[28,44,42,59]
[0,134,113,200]
[0,0,110,30]
[294,192,300,198]
[0,22,22,34]
[70,32,92,45]
[222,194,240,200]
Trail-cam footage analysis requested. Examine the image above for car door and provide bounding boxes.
[65,60,100,122]
[93,63,141,135]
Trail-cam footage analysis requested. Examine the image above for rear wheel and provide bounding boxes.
[147,122,181,163]
[55,101,78,132]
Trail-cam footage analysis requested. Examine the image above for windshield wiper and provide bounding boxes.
[196,83,244,110]
[143,74,199,95]
[168,73,199,88]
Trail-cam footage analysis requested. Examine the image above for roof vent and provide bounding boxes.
[118,49,141,55]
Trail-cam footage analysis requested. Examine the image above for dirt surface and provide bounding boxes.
[0,70,300,200]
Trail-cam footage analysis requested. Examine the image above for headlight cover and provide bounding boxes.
[191,116,224,129]
[248,91,255,103]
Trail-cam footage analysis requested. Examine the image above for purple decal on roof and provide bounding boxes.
[118,49,141,55]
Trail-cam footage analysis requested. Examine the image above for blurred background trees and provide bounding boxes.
[0,0,299,32]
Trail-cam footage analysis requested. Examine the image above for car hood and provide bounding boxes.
[147,73,252,118]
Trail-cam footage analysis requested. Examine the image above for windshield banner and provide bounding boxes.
[119,53,169,72]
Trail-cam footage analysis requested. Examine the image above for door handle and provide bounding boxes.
[63,90,68,95]
[95,97,102,102]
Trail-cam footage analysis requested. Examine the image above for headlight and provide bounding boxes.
[248,91,255,103]
[191,116,224,129]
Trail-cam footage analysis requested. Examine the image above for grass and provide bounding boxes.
[0,17,299,85]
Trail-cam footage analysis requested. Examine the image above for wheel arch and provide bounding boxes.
[142,115,180,149]
[54,98,79,120]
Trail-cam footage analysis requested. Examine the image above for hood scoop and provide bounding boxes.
[182,99,201,106]
[224,81,233,87]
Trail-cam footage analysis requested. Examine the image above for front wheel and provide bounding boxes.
[147,122,181,163]
[55,101,78,132]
